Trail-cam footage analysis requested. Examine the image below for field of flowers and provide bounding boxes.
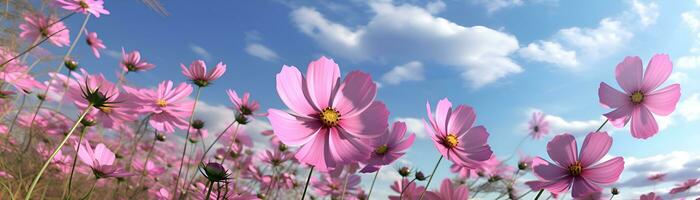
[0,1,692,200]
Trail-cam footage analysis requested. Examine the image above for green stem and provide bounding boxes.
[6,94,26,135]
[63,125,88,199]
[78,179,97,200]
[204,180,214,200]
[533,189,544,200]
[418,155,443,200]
[399,178,417,199]
[24,105,92,200]
[595,119,609,132]
[174,86,202,197]
[366,168,380,199]
[135,130,158,189]
[300,166,314,200]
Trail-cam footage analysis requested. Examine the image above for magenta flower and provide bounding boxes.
[425,98,493,168]
[132,159,166,176]
[529,111,550,139]
[640,192,661,200]
[267,56,389,172]
[85,30,106,58]
[311,173,361,198]
[19,12,70,47]
[55,0,110,17]
[258,149,292,167]
[180,60,226,87]
[152,188,171,200]
[68,73,136,129]
[425,179,469,200]
[0,64,44,94]
[120,48,155,72]
[669,179,700,194]
[124,81,194,133]
[227,89,261,117]
[360,121,415,173]
[647,173,666,182]
[77,141,133,178]
[389,178,426,200]
[599,54,681,139]
[525,132,625,198]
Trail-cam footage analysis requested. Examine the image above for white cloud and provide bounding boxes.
[290,1,522,88]
[630,0,659,27]
[676,55,700,69]
[518,41,579,68]
[683,12,700,33]
[669,72,689,84]
[678,93,700,121]
[381,61,425,85]
[472,0,523,13]
[556,18,633,59]
[522,108,614,136]
[245,43,280,61]
[620,151,700,188]
[189,44,212,61]
[394,117,427,138]
[425,0,446,14]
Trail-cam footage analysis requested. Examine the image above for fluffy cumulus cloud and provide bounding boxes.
[381,61,425,85]
[472,0,523,13]
[676,55,700,69]
[620,151,700,189]
[678,93,700,122]
[518,40,579,67]
[189,44,212,61]
[394,117,427,138]
[521,108,614,136]
[245,43,280,61]
[556,18,633,59]
[630,0,659,27]
[290,1,522,88]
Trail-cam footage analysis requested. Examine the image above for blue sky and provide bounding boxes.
[38,0,700,198]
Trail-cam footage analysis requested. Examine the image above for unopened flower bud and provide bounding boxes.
[64,58,79,71]
[518,162,529,170]
[415,171,427,181]
[192,119,205,129]
[611,187,619,195]
[398,167,411,177]
[156,134,166,141]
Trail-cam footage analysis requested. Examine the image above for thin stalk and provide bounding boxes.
[399,178,417,199]
[503,136,528,162]
[204,180,214,200]
[24,13,91,153]
[514,190,532,200]
[24,105,93,200]
[78,179,97,200]
[174,86,202,197]
[135,130,158,189]
[340,174,350,200]
[300,166,314,200]
[0,28,66,67]
[201,121,237,162]
[62,125,88,199]
[6,94,27,135]
[366,169,380,199]
[595,119,609,132]
[533,189,544,200]
[418,155,443,200]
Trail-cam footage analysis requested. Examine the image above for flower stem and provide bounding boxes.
[419,155,443,200]
[300,166,314,200]
[6,94,26,135]
[366,168,380,199]
[595,119,609,132]
[204,180,214,200]
[24,104,92,200]
[23,13,91,153]
[533,189,544,200]
[399,178,417,199]
[174,86,202,197]
[78,179,97,200]
[62,125,88,199]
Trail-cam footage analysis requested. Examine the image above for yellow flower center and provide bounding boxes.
[445,134,459,148]
[320,107,341,127]
[375,144,389,155]
[99,106,111,113]
[156,99,167,107]
[631,91,644,104]
[79,1,89,8]
[569,162,583,176]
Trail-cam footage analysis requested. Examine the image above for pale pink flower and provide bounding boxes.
[529,111,550,139]
[68,73,136,129]
[670,179,700,194]
[360,121,415,173]
[227,89,261,122]
[258,149,292,167]
[78,141,133,178]
[647,173,666,182]
[312,173,361,198]
[124,81,194,133]
[181,60,226,87]
[19,12,70,47]
[640,192,662,200]
[120,48,155,72]
[132,159,166,176]
[0,64,44,94]
[526,132,625,198]
[267,56,389,172]
[389,178,426,200]
[599,54,681,139]
[425,179,469,200]
[152,188,171,200]
[425,98,493,168]
[85,30,105,58]
[55,0,110,17]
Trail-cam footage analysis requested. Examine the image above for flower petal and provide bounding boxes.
[644,84,681,116]
[306,56,340,109]
[571,177,601,198]
[531,157,569,181]
[598,82,630,109]
[582,157,624,185]
[615,56,643,94]
[339,101,389,139]
[267,109,320,146]
[294,129,336,172]
[641,54,673,92]
[276,65,318,116]
[603,104,633,128]
[578,132,612,167]
[630,106,658,139]
[447,105,475,137]
[333,71,377,118]
[547,133,578,167]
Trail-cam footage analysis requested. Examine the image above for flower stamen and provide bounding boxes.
[445,134,459,148]
[631,91,644,104]
[320,107,341,127]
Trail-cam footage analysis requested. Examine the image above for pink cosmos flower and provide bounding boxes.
[120,48,155,72]
[189,128,209,143]
[18,108,71,136]
[529,111,550,139]
[78,141,133,178]
[259,149,292,167]
[670,179,700,194]
[0,64,44,94]
[19,12,70,47]
[152,188,171,200]
[227,89,261,117]
[425,98,493,168]
[312,173,361,198]
[647,173,666,182]
[132,159,166,176]
[360,121,415,173]
[640,192,661,200]
[389,178,426,200]
[68,73,136,129]
[55,0,110,17]
[525,132,625,198]
[450,163,478,179]
[267,56,389,172]
[599,54,681,139]
[85,30,105,58]
[181,60,226,87]
[425,179,469,200]
[124,81,194,133]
